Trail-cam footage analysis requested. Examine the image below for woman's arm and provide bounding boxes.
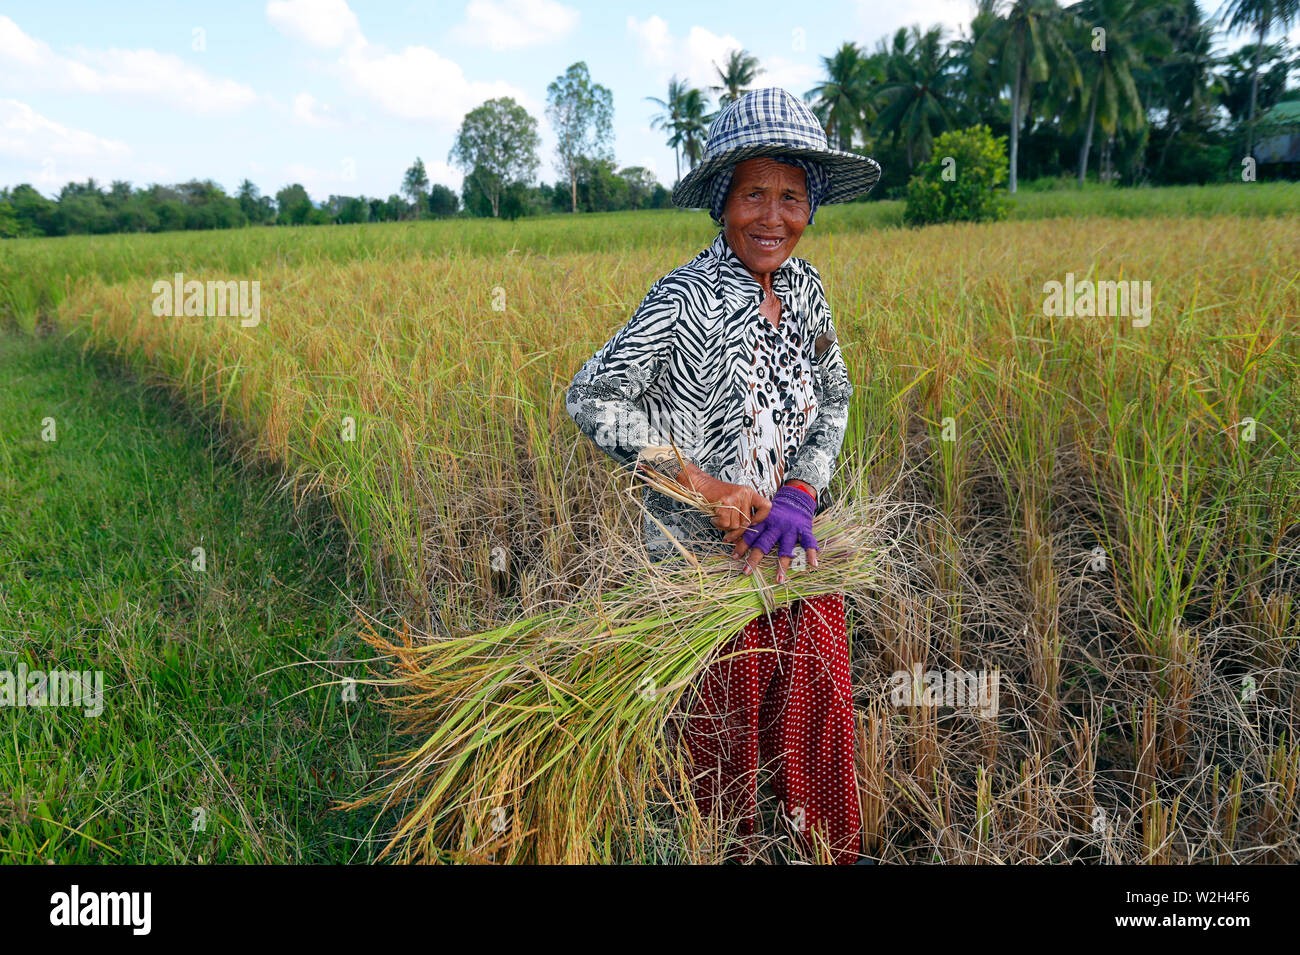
[785,268,854,496]
[566,286,769,535]
[565,283,680,470]
[644,451,770,536]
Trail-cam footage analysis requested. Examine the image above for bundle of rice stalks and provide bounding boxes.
[346,460,907,864]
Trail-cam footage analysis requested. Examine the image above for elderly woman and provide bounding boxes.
[565,88,880,864]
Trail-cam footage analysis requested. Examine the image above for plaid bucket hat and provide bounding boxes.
[671,86,881,217]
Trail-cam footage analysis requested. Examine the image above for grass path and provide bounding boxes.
[0,330,394,862]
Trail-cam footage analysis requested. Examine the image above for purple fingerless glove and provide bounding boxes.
[743,485,819,558]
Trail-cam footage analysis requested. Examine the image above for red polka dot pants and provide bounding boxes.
[681,591,862,864]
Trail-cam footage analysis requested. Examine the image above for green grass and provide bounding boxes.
[0,330,394,862]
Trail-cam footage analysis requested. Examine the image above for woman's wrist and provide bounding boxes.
[638,445,691,483]
[782,479,817,502]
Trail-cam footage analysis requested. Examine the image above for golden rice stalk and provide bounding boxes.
[344,460,908,864]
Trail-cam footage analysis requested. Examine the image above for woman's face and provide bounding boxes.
[722,157,810,278]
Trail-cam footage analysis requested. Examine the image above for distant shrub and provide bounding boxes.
[1157,136,1234,185]
[904,125,1010,226]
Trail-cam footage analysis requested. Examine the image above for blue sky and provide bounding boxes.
[2,0,1294,202]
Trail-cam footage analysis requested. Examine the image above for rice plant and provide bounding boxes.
[18,203,1299,863]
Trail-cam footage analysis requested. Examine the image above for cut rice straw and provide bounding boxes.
[345,456,910,863]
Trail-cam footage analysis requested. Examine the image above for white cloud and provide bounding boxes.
[292,91,337,126]
[627,16,746,92]
[78,47,259,112]
[851,0,977,47]
[449,0,580,51]
[268,1,536,127]
[0,99,130,160]
[340,43,529,124]
[681,26,748,91]
[266,0,363,50]
[0,15,45,66]
[0,16,257,113]
[0,99,145,187]
[628,14,672,66]
[756,56,820,101]
[420,158,461,190]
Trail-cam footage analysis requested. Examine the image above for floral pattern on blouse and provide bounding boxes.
[736,299,818,500]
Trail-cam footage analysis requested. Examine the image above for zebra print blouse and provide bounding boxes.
[565,229,854,560]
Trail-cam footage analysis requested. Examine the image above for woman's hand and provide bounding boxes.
[727,483,820,583]
[678,463,771,535]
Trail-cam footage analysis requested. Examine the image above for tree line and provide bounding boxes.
[0,174,454,238]
[4,0,1296,239]
[0,58,674,238]
[650,0,1298,195]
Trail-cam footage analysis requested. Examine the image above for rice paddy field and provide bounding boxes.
[3,180,1300,863]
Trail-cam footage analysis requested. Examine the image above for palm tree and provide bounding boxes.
[647,76,689,184]
[871,26,966,171]
[1219,0,1300,157]
[1068,0,1169,184]
[712,49,764,107]
[677,88,715,169]
[975,0,1080,192]
[1153,0,1225,169]
[950,0,1006,128]
[1219,40,1293,123]
[806,42,880,150]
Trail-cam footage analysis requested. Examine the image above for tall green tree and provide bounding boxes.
[712,49,764,106]
[428,183,459,217]
[236,179,270,223]
[950,0,1006,130]
[1068,0,1169,184]
[647,76,690,184]
[618,166,666,209]
[5,184,58,236]
[1220,0,1300,157]
[546,62,615,213]
[275,184,313,225]
[806,42,880,150]
[670,87,714,170]
[975,0,1080,192]
[0,201,21,238]
[872,25,967,171]
[1220,40,1294,122]
[1152,0,1225,170]
[449,97,540,218]
[401,158,430,217]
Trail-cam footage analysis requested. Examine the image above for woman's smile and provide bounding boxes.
[722,157,811,282]
[748,232,787,252]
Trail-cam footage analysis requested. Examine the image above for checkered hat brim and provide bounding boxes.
[671,87,881,211]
